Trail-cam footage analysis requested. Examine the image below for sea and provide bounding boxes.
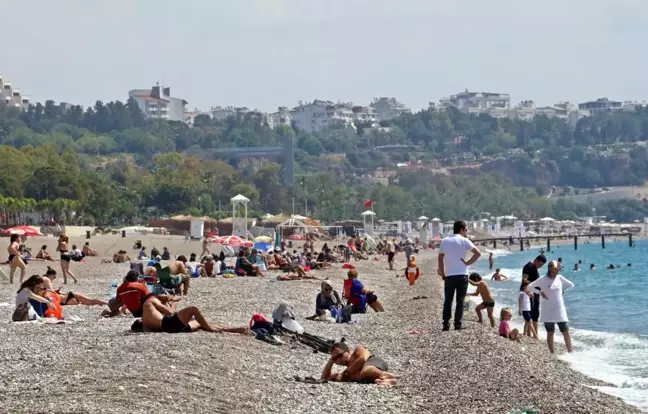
[471,239,648,411]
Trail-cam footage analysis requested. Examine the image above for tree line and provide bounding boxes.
[2,98,648,224]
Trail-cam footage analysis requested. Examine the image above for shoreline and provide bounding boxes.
[0,235,642,413]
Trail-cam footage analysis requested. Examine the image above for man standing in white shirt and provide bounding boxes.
[438,220,481,331]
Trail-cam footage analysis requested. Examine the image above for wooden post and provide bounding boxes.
[492,239,496,249]
[601,234,606,249]
[629,234,633,247]
[547,238,551,252]
[520,238,524,251]
[574,236,578,251]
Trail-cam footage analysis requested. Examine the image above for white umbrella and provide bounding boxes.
[539,217,555,222]
[431,217,441,221]
[418,216,429,221]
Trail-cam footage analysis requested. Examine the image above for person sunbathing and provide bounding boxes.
[321,342,398,386]
[136,296,249,334]
[112,250,131,263]
[41,267,107,306]
[36,245,55,261]
[82,242,98,257]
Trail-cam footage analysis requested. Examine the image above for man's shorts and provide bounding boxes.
[521,311,532,322]
[387,252,395,263]
[544,322,569,332]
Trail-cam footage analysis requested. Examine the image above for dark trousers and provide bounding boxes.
[443,275,469,328]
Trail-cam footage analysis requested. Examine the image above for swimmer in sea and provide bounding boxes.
[573,264,580,272]
[491,269,508,281]
[590,264,596,270]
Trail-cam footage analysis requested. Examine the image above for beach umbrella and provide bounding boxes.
[212,235,254,248]
[3,226,42,236]
[287,234,305,241]
[418,216,429,221]
[255,236,273,243]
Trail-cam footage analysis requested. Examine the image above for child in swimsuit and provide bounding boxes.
[467,272,496,328]
[499,308,521,341]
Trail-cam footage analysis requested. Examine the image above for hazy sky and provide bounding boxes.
[3,0,648,112]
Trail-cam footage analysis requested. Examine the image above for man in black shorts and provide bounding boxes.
[522,254,547,334]
[138,296,249,334]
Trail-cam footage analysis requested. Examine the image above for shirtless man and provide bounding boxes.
[468,272,496,328]
[168,255,191,296]
[139,296,249,334]
[491,269,508,281]
[321,342,398,386]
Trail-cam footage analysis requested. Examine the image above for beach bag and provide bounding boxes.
[12,303,30,322]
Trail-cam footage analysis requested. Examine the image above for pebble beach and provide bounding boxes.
[0,234,641,414]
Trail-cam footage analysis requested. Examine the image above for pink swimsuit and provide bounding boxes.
[499,320,510,337]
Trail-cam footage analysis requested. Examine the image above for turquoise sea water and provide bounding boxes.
[472,239,648,410]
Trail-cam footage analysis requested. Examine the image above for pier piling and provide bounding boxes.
[574,236,578,251]
[602,235,606,249]
[546,238,551,252]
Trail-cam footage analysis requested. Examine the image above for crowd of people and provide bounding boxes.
[438,221,575,353]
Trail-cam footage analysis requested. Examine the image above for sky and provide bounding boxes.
[3,0,648,112]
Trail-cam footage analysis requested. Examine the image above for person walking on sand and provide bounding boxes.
[521,255,547,335]
[528,260,574,353]
[201,236,211,258]
[8,234,26,284]
[438,220,481,331]
[386,239,395,270]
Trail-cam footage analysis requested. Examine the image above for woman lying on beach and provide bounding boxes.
[41,267,107,306]
[321,342,398,386]
[133,296,249,335]
[528,260,574,353]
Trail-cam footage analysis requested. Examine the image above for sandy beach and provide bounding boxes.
[0,234,640,413]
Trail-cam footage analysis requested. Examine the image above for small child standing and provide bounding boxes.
[499,308,521,341]
[468,272,496,327]
[518,280,538,339]
[405,256,420,285]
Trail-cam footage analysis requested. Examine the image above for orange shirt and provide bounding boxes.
[117,281,149,314]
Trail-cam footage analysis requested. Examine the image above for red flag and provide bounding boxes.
[364,200,373,208]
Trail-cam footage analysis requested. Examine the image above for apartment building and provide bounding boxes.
[441,90,511,114]
[0,75,31,110]
[291,100,355,132]
[578,98,622,115]
[266,107,292,129]
[370,97,410,121]
[128,84,187,121]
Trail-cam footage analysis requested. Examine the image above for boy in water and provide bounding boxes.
[468,272,496,327]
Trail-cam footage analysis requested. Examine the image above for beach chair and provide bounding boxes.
[155,266,181,295]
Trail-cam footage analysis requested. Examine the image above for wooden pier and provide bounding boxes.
[472,233,636,252]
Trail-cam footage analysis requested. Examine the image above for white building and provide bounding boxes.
[291,100,355,132]
[266,106,292,129]
[351,105,377,124]
[128,84,187,122]
[0,75,30,110]
[370,97,410,121]
[578,98,622,115]
[441,90,511,114]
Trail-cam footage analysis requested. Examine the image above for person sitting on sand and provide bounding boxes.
[491,269,508,281]
[344,269,385,313]
[161,247,171,261]
[13,275,54,321]
[235,250,261,276]
[82,242,98,257]
[134,296,249,335]
[37,245,55,261]
[70,245,84,262]
[321,342,398,386]
[137,247,148,261]
[111,250,131,263]
[200,255,216,277]
[42,267,107,306]
[467,273,496,328]
[102,270,179,317]
[499,308,521,341]
[167,255,191,296]
[309,280,342,319]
